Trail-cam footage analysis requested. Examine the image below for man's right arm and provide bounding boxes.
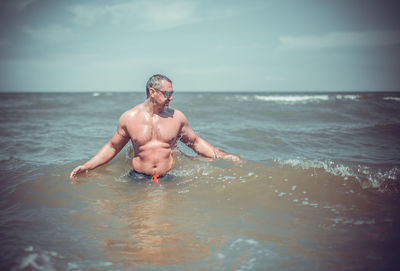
[70,115,130,179]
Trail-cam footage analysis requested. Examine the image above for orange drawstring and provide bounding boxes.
[151,174,160,183]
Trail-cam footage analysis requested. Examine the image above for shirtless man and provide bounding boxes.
[70,74,239,179]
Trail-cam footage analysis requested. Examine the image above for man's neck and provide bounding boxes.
[143,98,164,116]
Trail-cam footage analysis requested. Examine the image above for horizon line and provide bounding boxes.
[1,89,399,94]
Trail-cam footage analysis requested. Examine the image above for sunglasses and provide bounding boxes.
[153,88,173,98]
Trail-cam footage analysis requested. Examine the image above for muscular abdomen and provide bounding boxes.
[132,140,174,176]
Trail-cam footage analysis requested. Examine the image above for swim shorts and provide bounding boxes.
[127,169,166,183]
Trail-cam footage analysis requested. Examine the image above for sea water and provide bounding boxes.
[0,92,399,270]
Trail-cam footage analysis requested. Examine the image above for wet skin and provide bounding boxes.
[70,80,239,179]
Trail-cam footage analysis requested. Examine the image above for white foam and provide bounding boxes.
[24,246,34,252]
[383,96,400,102]
[238,257,257,271]
[245,239,259,245]
[254,95,329,103]
[233,95,251,101]
[276,157,400,191]
[19,250,60,271]
[336,94,360,100]
[230,238,259,249]
[331,217,375,226]
[277,158,355,179]
[223,95,251,102]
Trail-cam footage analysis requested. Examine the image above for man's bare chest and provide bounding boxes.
[127,115,181,145]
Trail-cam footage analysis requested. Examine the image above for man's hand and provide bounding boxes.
[223,154,241,162]
[70,165,89,179]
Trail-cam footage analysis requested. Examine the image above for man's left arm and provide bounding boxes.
[179,117,240,161]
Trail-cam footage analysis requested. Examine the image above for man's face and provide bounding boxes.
[152,80,174,108]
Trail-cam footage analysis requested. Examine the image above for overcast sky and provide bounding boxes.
[0,0,399,92]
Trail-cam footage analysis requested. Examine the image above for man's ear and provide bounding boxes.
[149,87,155,97]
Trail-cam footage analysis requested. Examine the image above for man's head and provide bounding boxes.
[146,74,172,98]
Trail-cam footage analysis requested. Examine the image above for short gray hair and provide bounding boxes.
[146,74,172,97]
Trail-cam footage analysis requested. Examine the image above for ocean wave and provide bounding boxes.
[223,94,333,103]
[254,95,329,103]
[14,246,64,271]
[222,93,400,104]
[335,95,360,100]
[225,95,252,102]
[272,158,400,192]
[383,96,400,102]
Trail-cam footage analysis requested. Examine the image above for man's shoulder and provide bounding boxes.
[169,108,186,121]
[169,108,183,117]
[120,104,143,121]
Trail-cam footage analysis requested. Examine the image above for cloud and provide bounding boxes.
[69,0,201,31]
[279,30,400,49]
[21,24,72,42]
[14,0,37,10]
[140,1,200,30]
